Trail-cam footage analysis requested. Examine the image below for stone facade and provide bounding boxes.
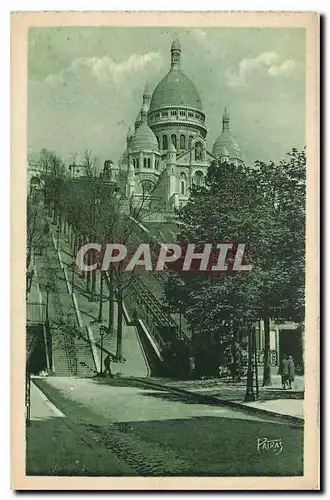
[108,38,243,217]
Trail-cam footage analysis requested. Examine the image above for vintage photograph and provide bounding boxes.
[11,12,319,489]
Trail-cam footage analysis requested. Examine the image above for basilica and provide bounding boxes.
[105,38,243,217]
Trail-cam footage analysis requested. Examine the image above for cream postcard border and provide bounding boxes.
[11,11,320,490]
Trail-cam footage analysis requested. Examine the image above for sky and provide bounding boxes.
[28,26,306,167]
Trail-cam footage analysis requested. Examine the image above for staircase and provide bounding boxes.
[51,332,76,376]
[73,333,98,378]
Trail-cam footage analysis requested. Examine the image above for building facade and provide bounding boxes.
[109,38,243,216]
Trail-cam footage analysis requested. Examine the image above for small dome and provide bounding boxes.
[130,122,159,152]
[212,108,242,161]
[150,70,202,111]
[212,131,242,160]
[220,145,229,157]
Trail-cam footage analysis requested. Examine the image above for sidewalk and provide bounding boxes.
[145,374,304,420]
[55,228,149,378]
[27,380,132,475]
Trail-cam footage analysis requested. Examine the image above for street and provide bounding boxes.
[27,376,303,477]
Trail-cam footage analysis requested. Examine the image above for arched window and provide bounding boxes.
[136,159,139,169]
[194,170,204,186]
[171,134,177,149]
[180,172,187,195]
[195,142,203,161]
[180,134,186,150]
[141,180,154,194]
[147,158,151,169]
[133,159,136,168]
[162,135,168,150]
[144,158,147,169]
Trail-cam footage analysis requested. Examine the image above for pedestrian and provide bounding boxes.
[287,354,295,389]
[189,356,196,379]
[279,354,289,389]
[104,354,113,378]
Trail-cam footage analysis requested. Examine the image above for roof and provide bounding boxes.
[149,69,202,111]
[212,131,242,160]
[129,122,159,152]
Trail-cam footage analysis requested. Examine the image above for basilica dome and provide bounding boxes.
[150,70,202,111]
[212,133,242,159]
[212,108,242,161]
[149,38,202,112]
[129,122,159,152]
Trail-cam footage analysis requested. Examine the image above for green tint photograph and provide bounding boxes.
[20,14,319,489]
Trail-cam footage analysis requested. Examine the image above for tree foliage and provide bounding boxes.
[165,149,306,382]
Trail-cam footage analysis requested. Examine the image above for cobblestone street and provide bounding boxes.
[27,376,303,477]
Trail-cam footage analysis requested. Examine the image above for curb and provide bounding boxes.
[129,377,304,427]
[31,379,65,418]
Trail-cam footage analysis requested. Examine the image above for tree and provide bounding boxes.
[40,149,67,223]
[55,151,157,361]
[164,149,306,387]
[26,188,45,271]
[251,149,306,385]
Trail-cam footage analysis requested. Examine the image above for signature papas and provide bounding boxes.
[257,437,283,455]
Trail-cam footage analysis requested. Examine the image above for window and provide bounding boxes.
[171,134,177,149]
[147,158,151,169]
[188,111,194,117]
[180,134,186,149]
[195,142,203,161]
[136,159,139,169]
[180,172,187,195]
[161,111,168,118]
[141,180,154,194]
[179,110,185,116]
[156,136,160,148]
[144,158,147,168]
[133,159,135,168]
[171,110,177,116]
[155,161,159,170]
[162,135,168,150]
[194,170,204,186]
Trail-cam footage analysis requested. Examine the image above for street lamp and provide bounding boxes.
[45,283,51,325]
[71,258,76,294]
[99,325,107,375]
[56,224,60,250]
[97,270,104,323]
